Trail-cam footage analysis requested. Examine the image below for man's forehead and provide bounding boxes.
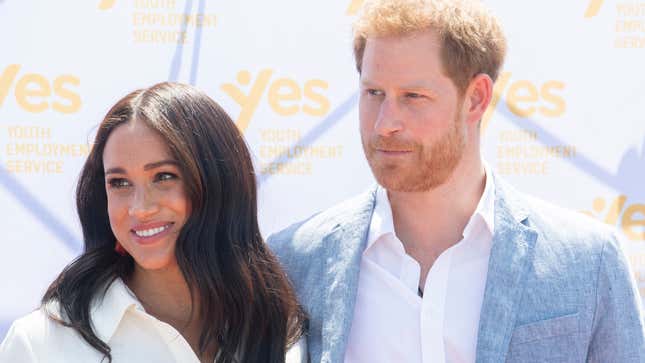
[360,38,447,86]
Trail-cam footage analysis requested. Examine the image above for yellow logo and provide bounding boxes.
[98,0,116,10]
[220,69,330,132]
[347,0,364,15]
[482,72,566,131]
[585,0,604,18]
[582,195,645,241]
[0,64,81,114]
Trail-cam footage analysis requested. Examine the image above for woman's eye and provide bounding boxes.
[108,178,130,189]
[366,89,383,96]
[155,172,178,182]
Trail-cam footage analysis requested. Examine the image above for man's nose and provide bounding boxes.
[374,97,404,136]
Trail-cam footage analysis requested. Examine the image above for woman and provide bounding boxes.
[0,82,306,363]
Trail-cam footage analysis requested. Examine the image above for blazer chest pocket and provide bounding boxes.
[506,313,580,363]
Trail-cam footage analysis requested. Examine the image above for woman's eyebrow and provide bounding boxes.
[104,160,179,175]
[143,160,180,171]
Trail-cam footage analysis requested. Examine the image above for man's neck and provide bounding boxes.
[387,159,486,287]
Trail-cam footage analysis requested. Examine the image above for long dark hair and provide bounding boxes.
[43,82,305,362]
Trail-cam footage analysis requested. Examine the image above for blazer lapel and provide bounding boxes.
[475,178,538,363]
[319,188,376,363]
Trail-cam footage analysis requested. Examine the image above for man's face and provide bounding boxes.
[359,29,467,192]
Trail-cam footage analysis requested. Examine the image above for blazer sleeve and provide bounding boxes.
[0,320,38,363]
[587,234,645,362]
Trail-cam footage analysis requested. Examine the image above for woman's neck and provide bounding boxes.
[127,263,216,362]
[128,263,194,324]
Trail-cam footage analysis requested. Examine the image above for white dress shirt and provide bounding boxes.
[0,278,306,363]
[345,167,495,363]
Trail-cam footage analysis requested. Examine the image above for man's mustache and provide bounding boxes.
[369,136,418,152]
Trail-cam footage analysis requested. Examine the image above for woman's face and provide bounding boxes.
[102,121,189,271]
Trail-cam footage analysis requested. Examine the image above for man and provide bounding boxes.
[268,0,645,362]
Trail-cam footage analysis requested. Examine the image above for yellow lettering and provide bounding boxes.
[268,78,301,116]
[98,0,116,10]
[52,75,81,114]
[506,80,538,118]
[539,81,566,117]
[261,161,312,175]
[260,129,301,143]
[221,69,274,132]
[0,64,21,106]
[7,127,51,139]
[15,74,51,113]
[303,79,330,117]
[584,0,604,18]
[6,160,63,174]
[622,204,645,241]
[605,195,627,225]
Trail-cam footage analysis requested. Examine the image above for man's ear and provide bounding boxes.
[464,73,493,126]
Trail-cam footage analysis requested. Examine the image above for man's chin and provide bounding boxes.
[373,169,452,193]
[373,172,419,192]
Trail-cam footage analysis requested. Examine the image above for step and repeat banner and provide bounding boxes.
[1,0,644,340]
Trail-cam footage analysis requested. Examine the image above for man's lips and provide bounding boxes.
[375,148,413,155]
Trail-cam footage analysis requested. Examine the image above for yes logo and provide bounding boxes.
[585,0,604,18]
[0,64,81,114]
[582,196,645,241]
[220,69,330,132]
[482,72,566,131]
[347,0,364,15]
[98,0,116,10]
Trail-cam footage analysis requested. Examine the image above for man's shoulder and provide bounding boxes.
[267,188,375,267]
[520,190,617,249]
[497,177,617,251]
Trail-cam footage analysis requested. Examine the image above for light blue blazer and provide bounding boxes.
[268,176,645,363]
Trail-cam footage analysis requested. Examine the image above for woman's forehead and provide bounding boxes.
[103,121,174,169]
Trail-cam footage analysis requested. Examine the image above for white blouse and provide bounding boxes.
[0,278,307,363]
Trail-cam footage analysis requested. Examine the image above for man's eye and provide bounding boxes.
[367,89,383,96]
[155,172,178,182]
[108,178,130,189]
[405,92,423,99]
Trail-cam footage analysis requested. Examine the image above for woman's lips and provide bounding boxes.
[130,222,174,245]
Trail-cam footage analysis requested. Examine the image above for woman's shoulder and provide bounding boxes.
[285,336,308,363]
[6,305,59,340]
[0,306,58,361]
[0,304,99,362]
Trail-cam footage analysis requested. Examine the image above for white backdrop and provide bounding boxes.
[2,0,644,341]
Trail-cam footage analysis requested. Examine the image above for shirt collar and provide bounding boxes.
[90,278,145,343]
[464,162,495,239]
[366,185,397,252]
[367,162,495,251]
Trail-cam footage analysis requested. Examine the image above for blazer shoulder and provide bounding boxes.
[496,176,614,247]
[522,191,617,249]
[267,189,376,269]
